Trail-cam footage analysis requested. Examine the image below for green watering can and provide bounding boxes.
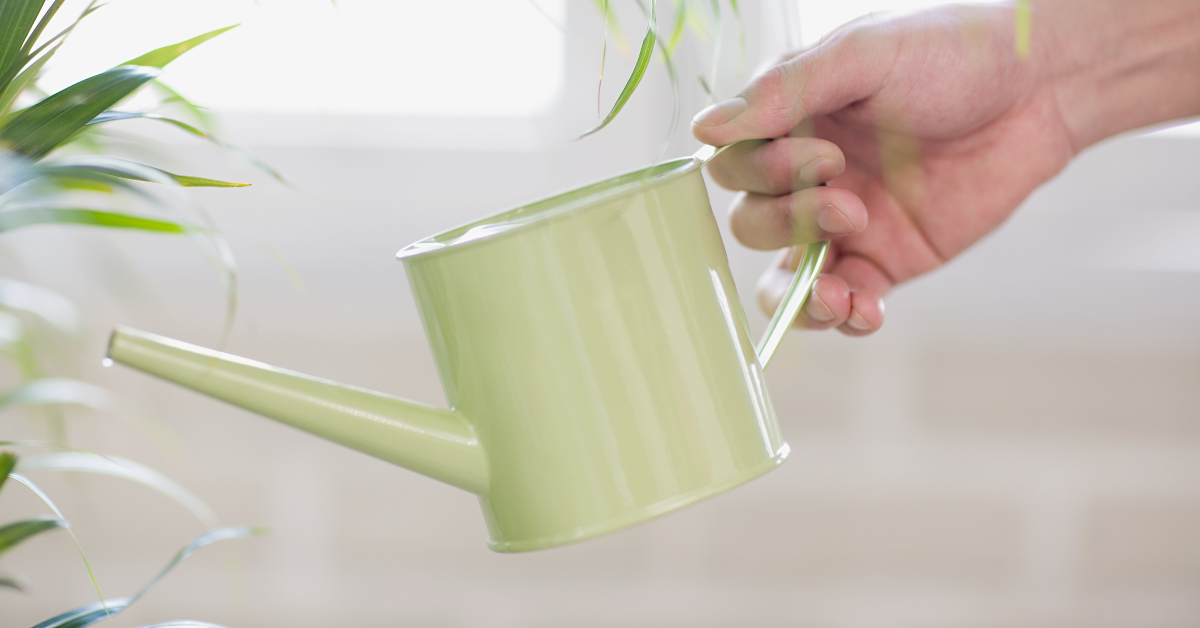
[108,144,829,552]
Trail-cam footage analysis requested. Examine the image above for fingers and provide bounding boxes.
[840,286,886,336]
[691,27,893,146]
[729,185,867,249]
[707,137,845,196]
[758,249,891,336]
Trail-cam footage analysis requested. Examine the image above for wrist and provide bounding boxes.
[1037,0,1200,150]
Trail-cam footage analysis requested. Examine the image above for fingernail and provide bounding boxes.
[805,281,836,322]
[817,204,854,234]
[692,97,748,126]
[847,310,872,331]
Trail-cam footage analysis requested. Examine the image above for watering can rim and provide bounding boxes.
[395,153,704,262]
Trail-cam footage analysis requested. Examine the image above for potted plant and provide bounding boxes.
[0,2,271,625]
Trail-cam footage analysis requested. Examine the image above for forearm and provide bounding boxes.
[1038,0,1200,151]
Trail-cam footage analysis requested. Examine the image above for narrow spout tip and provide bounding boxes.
[107,326,142,365]
[105,328,119,361]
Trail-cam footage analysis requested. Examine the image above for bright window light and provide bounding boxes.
[40,0,566,117]
[796,0,993,46]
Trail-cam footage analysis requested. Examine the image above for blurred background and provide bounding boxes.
[2,0,1198,626]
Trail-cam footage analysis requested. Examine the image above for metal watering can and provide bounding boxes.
[108,144,829,552]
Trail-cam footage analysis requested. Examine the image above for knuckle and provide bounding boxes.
[746,65,800,137]
[761,156,796,194]
[771,195,799,241]
[730,194,792,249]
[759,140,807,193]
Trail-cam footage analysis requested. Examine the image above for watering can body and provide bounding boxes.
[109,154,827,552]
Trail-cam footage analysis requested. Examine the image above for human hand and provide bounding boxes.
[692,4,1077,336]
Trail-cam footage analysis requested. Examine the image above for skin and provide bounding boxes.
[691,0,1200,336]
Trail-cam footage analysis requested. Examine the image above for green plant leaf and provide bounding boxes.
[86,110,287,185]
[55,177,112,193]
[667,1,687,55]
[21,0,67,58]
[706,0,722,98]
[151,81,215,134]
[0,380,179,451]
[596,0,678,135]
[0,573,24,589]
[88,110,206,136]
[0,0,45,95]
[0,441,139,460]
[0,207,187,233]
[213,141,289,186]
[3,156,239,339]
[0,152,40,195]
[25,1,103,63]
[7,472,104,606]
[46,151,249,188]
[728,0,744,65]
[41,155,178,187]
[12,1,106,112]
[0,312,41,382]
[167,175,249,188]
[17,453,219,528]
[7,165,148,202]
[0,450,15,494]
[2,155,154,206]
[0,279,82,336]
[129,526,263,602]
[589,0,628,50]
[29,598,131,628]
[0,65,161,159]
[580,0,658,138]
[122,25,238,69]
[0,378,116,411]
[27,526,261,628]
[0,43,58,118]
[683,0,711,40]
[0,516,66,557]
[632,0,678,157]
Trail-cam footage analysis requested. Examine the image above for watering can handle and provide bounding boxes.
[694,143,831,370]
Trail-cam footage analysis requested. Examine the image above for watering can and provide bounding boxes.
[107,144,829,552]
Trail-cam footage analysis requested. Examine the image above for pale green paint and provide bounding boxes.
[107,328,489,494]
[107,151,827,552]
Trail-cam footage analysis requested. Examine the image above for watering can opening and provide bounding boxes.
[397,157,698,260]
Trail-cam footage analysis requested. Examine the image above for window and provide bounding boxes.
[42,0,566,117]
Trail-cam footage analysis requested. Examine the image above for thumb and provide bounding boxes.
[691,32,893,146]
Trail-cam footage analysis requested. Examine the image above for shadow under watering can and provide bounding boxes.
[107,144,829,552]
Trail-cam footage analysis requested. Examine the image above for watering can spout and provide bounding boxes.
[106,327,489,495]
